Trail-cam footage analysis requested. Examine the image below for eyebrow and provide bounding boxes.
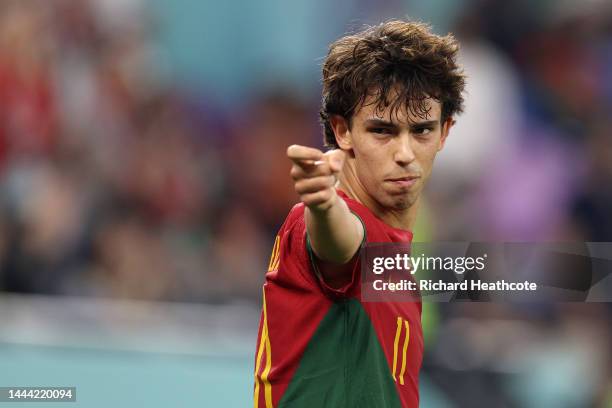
[364,119,438,128]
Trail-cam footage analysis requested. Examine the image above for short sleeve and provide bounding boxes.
[304,210,366,300]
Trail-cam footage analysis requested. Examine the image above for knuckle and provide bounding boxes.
[297,179,318,194]
[315,178,331,191]
[320,190,331,202]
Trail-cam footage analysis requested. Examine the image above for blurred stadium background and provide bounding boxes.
[0,0,610,406]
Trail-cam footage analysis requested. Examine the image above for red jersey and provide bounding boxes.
[254,190,423,407]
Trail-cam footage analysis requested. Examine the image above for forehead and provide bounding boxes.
[353,94,442,125]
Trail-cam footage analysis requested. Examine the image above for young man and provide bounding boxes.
[254,20,466,407]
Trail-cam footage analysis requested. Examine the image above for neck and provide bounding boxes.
[337,160,420,231]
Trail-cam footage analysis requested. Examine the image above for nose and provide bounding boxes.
[393,135,416,166]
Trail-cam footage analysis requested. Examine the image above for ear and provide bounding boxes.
[438,118,454,151]
[329,115,352,150]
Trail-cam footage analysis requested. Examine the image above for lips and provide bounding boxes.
[385,176,420,188]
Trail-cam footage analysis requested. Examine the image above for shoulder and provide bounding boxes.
[336,190,414,244]
[275,202,307,244]
[264,202,317,289]
[275,202,308,260]
[335,190,378,234]
[285,202,306,227]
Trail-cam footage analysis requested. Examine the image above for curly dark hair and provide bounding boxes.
[320,20,466,148]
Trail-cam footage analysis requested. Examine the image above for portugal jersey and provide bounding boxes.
[253,190,423,407]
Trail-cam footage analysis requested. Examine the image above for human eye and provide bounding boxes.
[369,127,393,135]
[413,127,433,136]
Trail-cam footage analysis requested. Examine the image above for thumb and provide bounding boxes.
[324,149,346,173]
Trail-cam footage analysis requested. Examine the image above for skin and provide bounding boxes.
[287,92,453,287]
[332,96,452,230]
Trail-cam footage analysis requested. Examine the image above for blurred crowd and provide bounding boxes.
[0,0,610,406]
[0,0,319,302]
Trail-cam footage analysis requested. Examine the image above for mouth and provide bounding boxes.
[385,176,420,188]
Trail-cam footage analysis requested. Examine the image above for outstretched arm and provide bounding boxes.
[287,145,364,270]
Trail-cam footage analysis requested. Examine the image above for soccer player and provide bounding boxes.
[254,20,466,407]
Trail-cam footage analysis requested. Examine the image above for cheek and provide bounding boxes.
[358,147,390,171]
[415,139,440,164]
[417,149,439,178]
[354,149,388,185]
[355,153,378,178]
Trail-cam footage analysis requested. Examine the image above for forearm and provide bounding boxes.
[286,144,362,265]
[305,195,364,264]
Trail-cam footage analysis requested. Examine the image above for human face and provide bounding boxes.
[337,97,451,211]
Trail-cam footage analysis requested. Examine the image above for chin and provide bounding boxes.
[379,193,415,211]
[391,198,413,210]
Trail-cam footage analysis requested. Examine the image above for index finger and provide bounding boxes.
[287,145,324,164]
